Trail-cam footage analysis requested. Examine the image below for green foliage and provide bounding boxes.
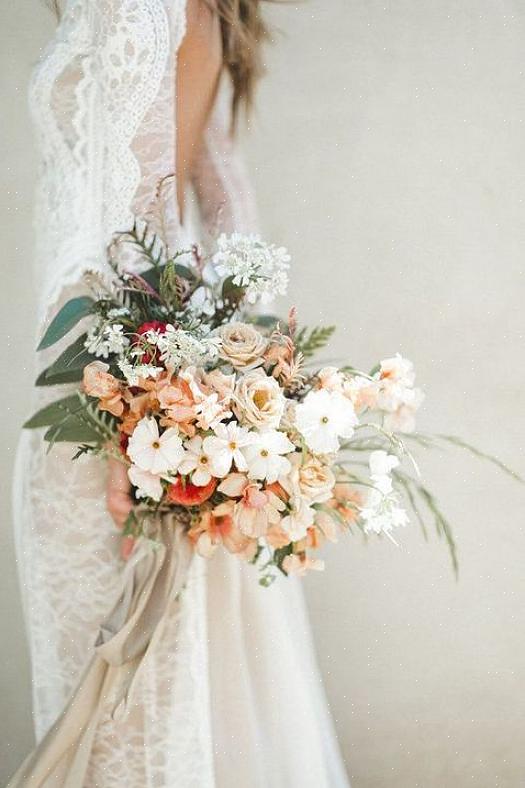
[159,260,183,310]
[24,392,116,447]
[36,333,92,386]
[37,296,95,351]
[295,324,335,359]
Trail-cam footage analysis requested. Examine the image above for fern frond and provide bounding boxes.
[295,325,336,359]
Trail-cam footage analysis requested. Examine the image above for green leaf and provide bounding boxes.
[174,263,196,281]
[222,276,245,304]
[37,297,95,351]
[44,421,102,444]
[36,367,84,387]
[295,325,336,359]
[39,333,93,383]
[251,314,282,329]
[24,394,85,429]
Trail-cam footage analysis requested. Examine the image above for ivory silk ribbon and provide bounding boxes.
[8,514,193,788]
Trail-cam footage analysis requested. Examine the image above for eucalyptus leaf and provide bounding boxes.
[36,366,84,387]
[37,296,95,351]
[24,394,85,429]
[42,333,93,379]
[44,421,103,444]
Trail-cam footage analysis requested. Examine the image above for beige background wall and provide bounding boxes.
[2,1,525,786]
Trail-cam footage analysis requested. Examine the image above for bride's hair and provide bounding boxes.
[213,0,271,120]
[47,0,272,122]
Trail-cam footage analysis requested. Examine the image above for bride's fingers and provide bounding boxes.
[106,456,133,530]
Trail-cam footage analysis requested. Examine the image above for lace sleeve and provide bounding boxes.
[28,0,187,327]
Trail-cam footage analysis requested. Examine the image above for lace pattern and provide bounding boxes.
[15,1,350,784]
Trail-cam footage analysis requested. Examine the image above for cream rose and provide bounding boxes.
[233,369,286,429]
[298,455,336,504]
[219,322,268,370]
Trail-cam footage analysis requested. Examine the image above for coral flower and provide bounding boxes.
[188,502,256,558]
[166,476,217,506]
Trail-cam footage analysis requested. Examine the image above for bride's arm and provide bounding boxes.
[106,0,223,540]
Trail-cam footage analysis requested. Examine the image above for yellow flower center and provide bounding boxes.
[321,416,329,424]
[229,441,237,450]
[200,456,208,464]
[260,449,269,457]
[152,441,160,449]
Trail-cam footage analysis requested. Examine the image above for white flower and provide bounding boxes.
[213,233,290,305]
[127,417,184,475]
[360,488,409,538]
[117,360,163,386]
[128,465,164,502]
[242,429,295,484]
[295,389,358,454]
[281,496,315,541]
[369,450,399,478]
[203,422,254,478]
[85,322,129,359]
[178,436,215,486]
[154,324,221,370]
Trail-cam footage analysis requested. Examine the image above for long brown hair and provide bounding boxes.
[48,1,271,121]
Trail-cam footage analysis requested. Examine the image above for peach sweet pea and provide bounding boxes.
[188,502,257,559]
[82,361,124,417]
[218,473,286,537]
[282,553,325,576]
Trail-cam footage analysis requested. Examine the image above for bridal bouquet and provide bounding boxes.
[26,223,516,583]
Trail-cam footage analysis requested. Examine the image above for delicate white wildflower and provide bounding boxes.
[178,436,215,486]
[294,389,358,454]
[213,232,290,304]
[359,451,408,540]
[203,422,254,478]
[85,322,129,359]
[189,286,216,317]
[359,488,409,539]
[127,417,184,475]
[369,450,400,494]
[154,324,221,370]
[128,465,164,502]
[117,360,163,386]
[242,429,295,484]
[107,307,130,319]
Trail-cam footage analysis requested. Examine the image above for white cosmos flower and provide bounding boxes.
[242,429,295,484]
[178,436,215,486]
[128,465,164,502]
[127,417,184,475]
[203,422,254,478]
[295,389,358,454]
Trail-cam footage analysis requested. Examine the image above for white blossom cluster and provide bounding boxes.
[85,323,129,359]
[359,451,409,540]
[148,324,222,370]
[213,233,290,304]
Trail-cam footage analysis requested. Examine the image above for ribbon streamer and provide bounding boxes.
[8,514,193,787]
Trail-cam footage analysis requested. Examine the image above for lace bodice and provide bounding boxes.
[29,0,257,325]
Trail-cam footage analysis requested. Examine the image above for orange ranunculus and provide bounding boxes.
[166,476,217,507]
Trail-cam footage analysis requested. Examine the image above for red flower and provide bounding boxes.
[136,320,167,336]
[166,476,217,507]
[119,432,129,456]
[134,321,167,364]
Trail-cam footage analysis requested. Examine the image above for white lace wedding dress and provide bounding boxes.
[13,2,350,785]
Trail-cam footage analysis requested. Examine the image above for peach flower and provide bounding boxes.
[282,553,325,576]
[188,502,257,559]
[82,361,123,417]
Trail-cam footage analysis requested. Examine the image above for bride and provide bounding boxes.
[12,1,350,785]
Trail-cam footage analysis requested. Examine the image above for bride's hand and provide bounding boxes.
[106,456,135,559]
